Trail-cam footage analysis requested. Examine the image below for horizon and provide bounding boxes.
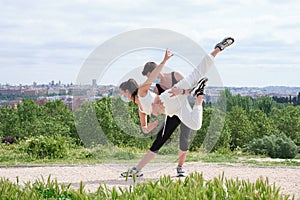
[1,80,300,89]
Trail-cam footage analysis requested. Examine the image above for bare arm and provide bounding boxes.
[168,86,190,97]
[138,109,158,134]
[138,49,173,97]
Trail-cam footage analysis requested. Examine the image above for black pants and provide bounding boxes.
[150,115,181,152]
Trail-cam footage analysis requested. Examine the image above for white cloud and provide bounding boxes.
[0,0,299,86]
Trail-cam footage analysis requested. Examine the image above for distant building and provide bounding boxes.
[92,79,97,87]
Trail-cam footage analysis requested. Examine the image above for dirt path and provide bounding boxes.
[0,162,299,199]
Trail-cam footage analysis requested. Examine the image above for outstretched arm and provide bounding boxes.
[138,49,174,97]
[168,86,190,97]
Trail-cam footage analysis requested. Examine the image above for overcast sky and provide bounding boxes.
[1,0,300,87]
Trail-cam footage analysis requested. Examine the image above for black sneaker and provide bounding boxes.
[176,166,186,177]
[215,37,234,51]
[120,167,143,177]
[190,77,208,97]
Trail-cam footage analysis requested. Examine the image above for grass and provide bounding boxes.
[0,173,294,200]
[0,143,300,167]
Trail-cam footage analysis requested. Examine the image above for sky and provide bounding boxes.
[0,0,300,87]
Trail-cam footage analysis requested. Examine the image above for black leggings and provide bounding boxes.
[150,115,190,152]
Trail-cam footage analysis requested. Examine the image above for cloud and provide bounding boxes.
[0,0,299,86]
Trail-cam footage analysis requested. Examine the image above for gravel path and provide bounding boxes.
[0,162,299,199]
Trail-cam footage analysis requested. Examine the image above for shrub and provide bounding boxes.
[244,134,298,159]
[21,135,72,159]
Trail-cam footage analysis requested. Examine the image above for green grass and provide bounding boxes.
[1,143,299,167]
[0,173,294,200]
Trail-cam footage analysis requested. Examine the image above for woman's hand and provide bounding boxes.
[162,49,174,64]
[142,120,159,134]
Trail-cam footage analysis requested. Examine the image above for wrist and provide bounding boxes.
[142,126,148,133]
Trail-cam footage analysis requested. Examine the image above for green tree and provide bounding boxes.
[0,105,20,137]
[93,97,151,149]
[270,106,300,146]
[224,89,253,112]
[248,109,277,139]
[16,99,40,137]
[253,96,276,115]
[226,106,253,149]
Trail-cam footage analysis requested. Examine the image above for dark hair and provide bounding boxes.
[142,62,157,76]
[119,78,139,102]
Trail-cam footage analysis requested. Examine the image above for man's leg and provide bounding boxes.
[177,123,190,176]
[174,37,234,90]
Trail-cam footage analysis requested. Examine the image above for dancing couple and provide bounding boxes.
[119,37,234,177]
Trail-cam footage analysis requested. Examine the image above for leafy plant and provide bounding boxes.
[0,173,294,200]
[244,134,298,159]
[20,135,72,159]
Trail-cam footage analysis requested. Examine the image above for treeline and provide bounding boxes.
[0,89,299,158]
[191,89,299,158]
[272,92,300,105]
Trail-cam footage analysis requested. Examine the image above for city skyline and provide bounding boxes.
[1,1,300,87]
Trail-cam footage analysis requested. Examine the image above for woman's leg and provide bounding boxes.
[135,115,181,170]
[135,150,156,170]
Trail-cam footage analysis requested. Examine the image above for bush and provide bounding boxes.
[21,135,72,159]
[244,134,298,159]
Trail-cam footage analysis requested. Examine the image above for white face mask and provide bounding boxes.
[121,95,129,102]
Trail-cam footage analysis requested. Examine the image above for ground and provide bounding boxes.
[0,162,299,199]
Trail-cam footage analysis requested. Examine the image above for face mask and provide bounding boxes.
[121,95,129,102]
[154,78,160,84]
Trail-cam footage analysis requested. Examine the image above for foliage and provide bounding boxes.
[20,135,73,159]
[0,173,293,200]
[226,106,253,149]
[269,106,300,146]
[248,109,277,138]
[244,134,298,159]
[1,91,299,160]
[0,99,78,141]
[93,97,151,149]
[190,107,231,152]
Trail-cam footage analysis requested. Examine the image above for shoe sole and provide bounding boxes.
[190,77,208,97]
[176,173,186,177]
[215,37,234,51]
[120,173,143,178]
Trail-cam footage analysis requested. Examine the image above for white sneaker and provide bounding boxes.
[176,166,186,177]
[190,77,208,97]
[215,37,234,51]
[120,167,143,177]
